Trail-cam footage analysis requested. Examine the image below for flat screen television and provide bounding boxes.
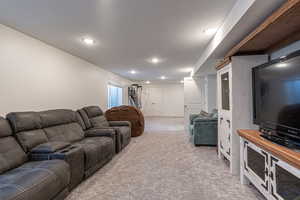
[253,50,300,141]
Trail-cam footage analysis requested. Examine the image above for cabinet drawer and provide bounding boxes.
[269,157,300,200]
[243,141,269,197]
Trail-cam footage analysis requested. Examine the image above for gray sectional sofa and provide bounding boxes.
[0,106,131,200]
[0,116,70,200]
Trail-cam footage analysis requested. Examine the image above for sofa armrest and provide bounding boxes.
[85,128,117,154]
[189,114,200,125]
[108,121,131,127]
[30,144,84,161]
[85,128,116,138]
[192,119,218,146]
[30,142,71,154]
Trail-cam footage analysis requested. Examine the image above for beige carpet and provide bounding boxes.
[66,117,263,200]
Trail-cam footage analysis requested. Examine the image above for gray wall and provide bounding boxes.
[0,24,132,115]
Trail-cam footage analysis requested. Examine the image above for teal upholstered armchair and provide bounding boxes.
[189,109,218,146]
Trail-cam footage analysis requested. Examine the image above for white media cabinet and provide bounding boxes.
[217,55,268,175]
[239,130,300,200]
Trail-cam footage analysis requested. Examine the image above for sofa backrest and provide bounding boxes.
[7,109,85,152]
[40,109,84,143]
[0,116,27,174]
[77,110,90,130]
[76,111,87,130]
[78,106,109,130]
[7,112,48,153]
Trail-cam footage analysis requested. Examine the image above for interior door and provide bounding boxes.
[143,87,163,116]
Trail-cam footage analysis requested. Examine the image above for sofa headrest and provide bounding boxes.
[0,117,12,138]
[77,109,92,129]
[83,106,104,118]
[6,112,42,133]
[76,111,87,130]
[39,109,78,128]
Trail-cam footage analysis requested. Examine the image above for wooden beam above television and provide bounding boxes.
[216,0,300,70]
[216,57,231,71]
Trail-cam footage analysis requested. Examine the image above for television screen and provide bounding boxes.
[253,50,300,140]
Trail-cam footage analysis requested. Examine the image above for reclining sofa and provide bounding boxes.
[78,106,131,153]
[189,109,218,146]
[0,110,115,200]
[0,107,131,200]
[0,116,70,200]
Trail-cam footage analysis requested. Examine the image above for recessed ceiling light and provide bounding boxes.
[130,70,136,74]
[145,81,151,84]
[82,37,95,46]
[204,28,218,35]
[151,57,160,64]
[160,76,166,80]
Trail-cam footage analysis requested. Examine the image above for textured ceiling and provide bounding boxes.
[0,0,238,82]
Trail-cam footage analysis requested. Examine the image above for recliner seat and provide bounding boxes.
[78,106,131,153]
[0,116,70,200]
[7,109,115,188]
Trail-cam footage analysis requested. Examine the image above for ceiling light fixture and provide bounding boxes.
[145,81,151,84]
[130,70,136,74]
[151,57,160,64]
[82,37,95,46]
[160,76,166,80]
[204,28,217,35]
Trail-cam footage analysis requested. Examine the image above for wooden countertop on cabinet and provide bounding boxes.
[238,129,300,169]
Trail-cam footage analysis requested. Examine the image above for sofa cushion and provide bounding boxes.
[30,142,71,154]
[94,137,115,159]
[16,129,48,152]
[75,139,101,171]
[83,106,103,118]
[75,137,113,171]
[78,106,110,129]
[0,160,70,200]
[210,109,218,118]
[114,126,131,149]
[0,117,27,174]
[6,112,49,152]
[199,110,210,118]
[76,112,87,130]
[44,123,84,143]
[0,117,12,138]
[77,110,91,130]
[90,116,109,128]
[39,109,78,127]
[0,137,27,174]
[6,112,42,133]
[39,110,85,144]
